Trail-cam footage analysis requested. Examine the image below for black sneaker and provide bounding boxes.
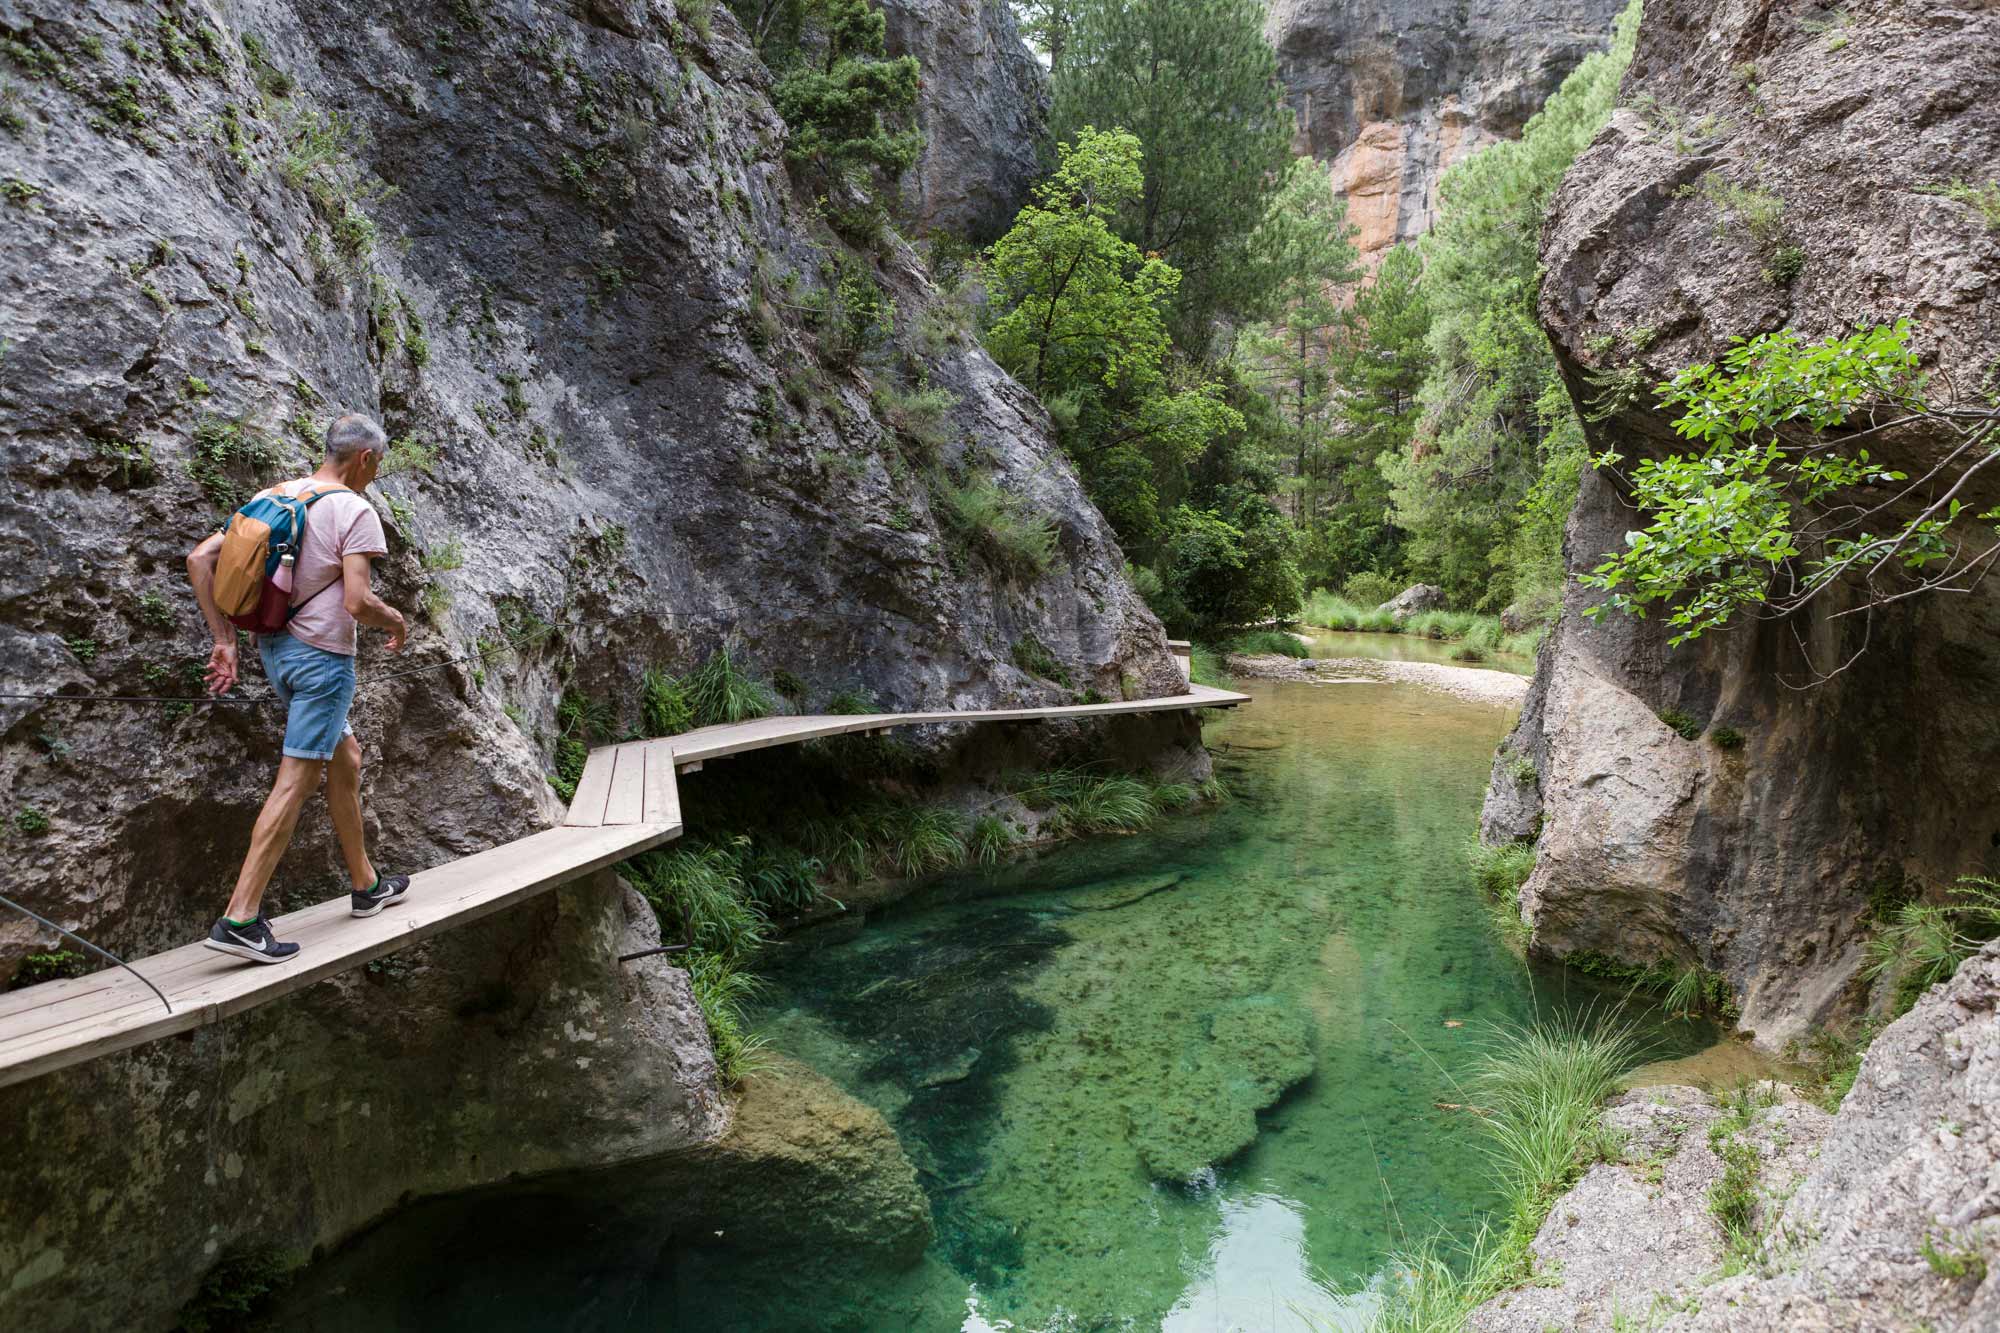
[203,914,301,965]
[351,874,411,918]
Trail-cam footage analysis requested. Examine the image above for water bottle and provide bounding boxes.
[274,551,296,596]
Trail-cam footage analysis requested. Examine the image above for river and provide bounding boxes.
[284,637,1713,1330]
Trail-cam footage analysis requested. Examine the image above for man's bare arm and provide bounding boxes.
[341,553,407,653]
[186,532,240,694]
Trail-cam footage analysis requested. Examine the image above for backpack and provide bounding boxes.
[212,483,351,633]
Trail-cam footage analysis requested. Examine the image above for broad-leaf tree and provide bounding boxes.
[1584,321,2000,679]
[1048,0,1294,347]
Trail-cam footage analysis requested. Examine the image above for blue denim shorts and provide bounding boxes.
[260,632,357,761]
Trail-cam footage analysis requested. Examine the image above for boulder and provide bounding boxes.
[1473,942,2000,1331]
[1379,583,1447,617]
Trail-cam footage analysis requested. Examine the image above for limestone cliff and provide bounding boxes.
[883,0,1048,239]
[1485,0,2000,1047]
[0,0,1181,1323]
[1472,943,2000,1330]
[1265,0,1627,259]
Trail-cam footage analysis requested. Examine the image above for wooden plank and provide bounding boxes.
[602,744,647,827]
[642,742,679,829]
[0,822,677,1090]
[562,747,617,828]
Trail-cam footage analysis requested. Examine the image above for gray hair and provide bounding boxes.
[326,413,388,463]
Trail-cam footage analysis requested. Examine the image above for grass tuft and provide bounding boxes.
[684,645,774,727]
[1228,628,1308,658]
[1337,1017,1644,1329]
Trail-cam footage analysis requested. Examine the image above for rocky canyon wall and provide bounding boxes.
[0,0,1179,1322]
[1484,0,2000,1048]
[883,0,1048,240]
[1266,0,1627,259]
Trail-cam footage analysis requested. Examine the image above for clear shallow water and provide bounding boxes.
[283,677,1708,1331]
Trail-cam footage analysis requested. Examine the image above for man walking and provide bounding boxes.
[185,413,412,963]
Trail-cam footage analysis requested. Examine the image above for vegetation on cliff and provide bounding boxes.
[1311,1,1642,619]
[1582,321,2000,673]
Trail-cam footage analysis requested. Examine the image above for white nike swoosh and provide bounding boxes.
[227,931,270,952]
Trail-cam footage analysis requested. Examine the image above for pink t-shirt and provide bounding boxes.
[260,479,388,656]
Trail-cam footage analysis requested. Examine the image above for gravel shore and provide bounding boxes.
[1224,653,1530,706]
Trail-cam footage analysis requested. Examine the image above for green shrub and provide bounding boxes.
[641,668,695,736]
[1344,1017,1643,1328]
[1188,643,1229,687]
[187,415,284,511]
[969,814,1017,868]
[1472,1018,1643,1232]
[1469,841,1535,900]
[1017,769,1160,837]
[1299,589,1401,633]
[941,476,1059,577]
[823,687,876,716]
[175,1245,294,1333]
[1656,707,1701,740]
[1921,1234,1989,1282]
[1011,634,1072,686]
[1788,1023,1877,1113]
[631,844,769,959]
[1228,628,1308,658]
[1662,963,1737,1020]
[1710,725,1745,750]
[10,949,87,987]
[881,805,967,877]
[871,380,957,457]
[682,950,769,1086]
[13,806,50,836]
[1340,571,1401,607]
[1863,879,2000,1015]
[1708,1129,1761,1257]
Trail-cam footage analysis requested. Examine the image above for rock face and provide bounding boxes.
[1265,0,1627,259]
[0,0,1181,1323]
[1486,0,2000,1047]
[273,1053,938,1329]
[1470,1084,1833,1332]
[1473,944,2000,1331]
[883,0,1049,239]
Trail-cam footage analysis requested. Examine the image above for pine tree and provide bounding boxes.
[1011,0,1080,72]
[770,0,923,204]
[1235,159,1360,524]
[1377,0,1640,610]
[1048,0,1294,347]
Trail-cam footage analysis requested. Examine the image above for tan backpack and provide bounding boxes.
[214,484,350,632]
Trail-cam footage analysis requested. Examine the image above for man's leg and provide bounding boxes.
[224,756,326,921]
[326,733,377,892]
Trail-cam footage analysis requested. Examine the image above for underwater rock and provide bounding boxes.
[645,1055,933,1268]
[917,1046,983,1088]
[1125,996,1316,1181]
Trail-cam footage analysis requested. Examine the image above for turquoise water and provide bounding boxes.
[285,672,1706,1330]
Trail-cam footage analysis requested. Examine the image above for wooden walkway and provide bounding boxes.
[0,682,1245,1089]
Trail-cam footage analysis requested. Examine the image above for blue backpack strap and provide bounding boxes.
[281,484,357,619]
